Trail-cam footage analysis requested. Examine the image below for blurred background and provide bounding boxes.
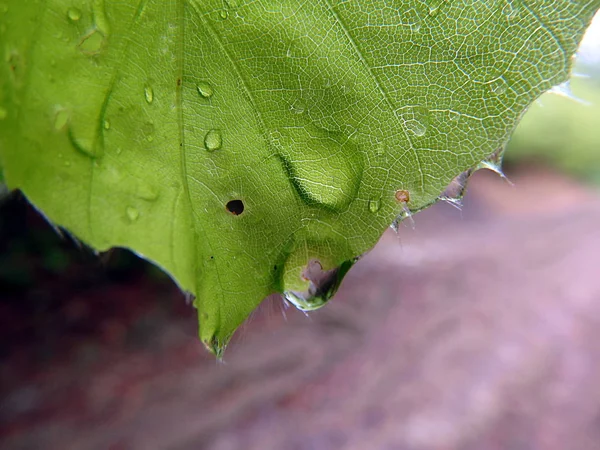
[1,14,600,450]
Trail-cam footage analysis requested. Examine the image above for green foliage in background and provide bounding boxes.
[506,74,600,184]
[0,1,598,355]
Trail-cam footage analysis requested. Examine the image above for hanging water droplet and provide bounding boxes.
[197,82,214,99]
[489,76,507,95]
[54,109,70,130]
[204,129,222,151]
[126,206,139,222]
[398,106,430,137]
[0,107,7,120]
[368,199,381,213]
[67,7,81,21]
[103,118,111,130]
[144,85,154,104]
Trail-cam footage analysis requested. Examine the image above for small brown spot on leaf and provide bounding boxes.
[395,190,410,203]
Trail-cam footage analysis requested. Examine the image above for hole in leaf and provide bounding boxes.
[226,200,244,215]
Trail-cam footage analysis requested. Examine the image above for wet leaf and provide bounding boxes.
[0,1,598,355]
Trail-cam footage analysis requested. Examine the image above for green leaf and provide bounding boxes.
[1,1,598,355]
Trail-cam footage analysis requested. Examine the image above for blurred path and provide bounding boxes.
[2,168,600,450]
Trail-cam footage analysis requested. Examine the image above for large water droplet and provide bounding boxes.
[144,85,154,104]
[0,107,7,120]
[398,106,430,137]
[368,199,381,213]
[54,109,70,130]
[489,76,507,95]
[276,127,363,212]
[67,7,81,21]
[126,206,139,222]
[197,82,214,99]
[204,129,222,151]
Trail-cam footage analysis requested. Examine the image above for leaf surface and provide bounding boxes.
[1,0,598,354]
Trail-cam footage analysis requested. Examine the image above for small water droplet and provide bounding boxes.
[116,147,122,155]
[67,7,81,21]
[103,119,111,130]
[126,206,139,222]
[427,0,446,16]
[64,161,72,167]
[204,129,222,151]
[368,199,381,213]
[219,9,228,19]
[79,30,104,54]
[502,0,519,18]
[398,106,430,137]
[144,85,154,104]
[197,82,214,98]
[489,76,507,95]
[448,110,460,121]
[290,101,305,114]
[410,22,421,33]
[0,107,7,120]
[54,109,70,130]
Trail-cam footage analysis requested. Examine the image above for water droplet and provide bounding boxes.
[92,0,110,35]
[427,0,446,16]
[144,85,154,104]
[134,181,159,201]
[64,161,72,167]
[0,107,7,120]
[67,7,81,21]
[410,22,421,33]
[197,82,214,99]
[103,119,111,130]
[79,30,104,54]
[502,0,519,18]
[375,142,386,157]
[116,147,122,155]
[54,109,70,130]
[448,110,460,121]
[126,206,139,222]
[290,101,305,114]
[219,9,228,19]
[277,127,363,211]
[283,257,356,312]
[368,199,381,213]
[204,129,222,151]
[398,106,430,137]
[489,76,507,95]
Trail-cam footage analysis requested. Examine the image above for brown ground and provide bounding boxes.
[1,166,600,450]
